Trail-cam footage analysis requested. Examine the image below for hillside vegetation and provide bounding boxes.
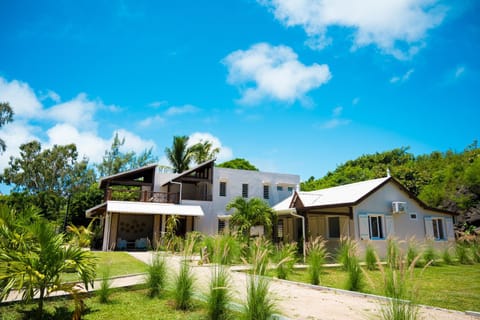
[301,143,480,224]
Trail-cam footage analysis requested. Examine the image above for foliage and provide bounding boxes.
[337,236,356,270]
[226,197,276,240]
[217,158,259,171]
[406,237,421,268]
[442,246,454,265]
[96,132,158,177]
[0,101,14,153]
[165,135,195,173]
[146,253,168,298]
[98,266,112,303]
[365,243,377,271]
[422,242,438,266]
[202,233,243,265]
[377,243,423,320]
[299,143,480,220]
[386,237,400,269]
[173,260,195,310]
[0,141,96,220]
[0,205,97,317]
[242,237,277,320]
[190,139,220,165]
[273,242,297,280]
[67,218,98,248]
[305,236,327,285]
[207,265,232,320]
[345,254,364,292]
[456,242,474,265]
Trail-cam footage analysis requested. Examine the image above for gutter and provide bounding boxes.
[277,208,306,262]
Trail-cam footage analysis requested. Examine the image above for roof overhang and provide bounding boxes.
[86,201,204,218]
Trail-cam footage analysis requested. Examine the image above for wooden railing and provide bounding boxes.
[105,189,180,204]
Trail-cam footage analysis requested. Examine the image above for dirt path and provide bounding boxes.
[128,252,475,320]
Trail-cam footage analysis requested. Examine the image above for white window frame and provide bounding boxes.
[432,217,446,241]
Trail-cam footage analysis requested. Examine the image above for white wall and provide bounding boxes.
[353,181,455,257]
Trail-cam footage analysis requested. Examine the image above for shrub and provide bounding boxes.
[365,243,377,271]
[173,260,195,310]
[345,256,364,292]
[146,253,167,298]
[273,242,297,280]
[97,266,112,303]
[306,236,327,285]
[406,237,421,268]
[441,246,454,265]
[207,265,232,320]
[242,276,277,320]
[337,236,356,271]
[378,241,422,320]
[245,237,272,276]
[386,237,400,269]
[423,243,437,266]
[456,242,474,265]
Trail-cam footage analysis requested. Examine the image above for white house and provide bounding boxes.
[273,176,457,256]
[86,159,300,251]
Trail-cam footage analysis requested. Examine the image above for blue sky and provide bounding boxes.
[0,0,479,188]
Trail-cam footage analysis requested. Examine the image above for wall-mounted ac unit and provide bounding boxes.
[392,201,407,214]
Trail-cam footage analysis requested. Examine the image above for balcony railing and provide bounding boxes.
[105,189,180,204]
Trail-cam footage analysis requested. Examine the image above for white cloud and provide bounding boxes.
[148,100,168,108]
[223,43,331,105]
[115,129,157,155]
[320,118,351,129]
[138,115,166,127]
[187,132,233,162]
[259,0,447,59]
[455,66,465,78]
[0,77,43,118]
[332,106,343,117]
[46,123,110,163]
[165,104,200,116]
[0,120,39,170]
[45,93,99,130]
[390,68,415,83]
[352,97,360,105]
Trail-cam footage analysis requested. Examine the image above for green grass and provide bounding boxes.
[0,285,207,320]
[272,264,480,312]
[62,251,148,282]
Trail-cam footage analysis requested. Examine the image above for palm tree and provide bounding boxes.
[190,140,220,165]
[0,206,96,317]
[226,197,276,240]
[165,136,194,173]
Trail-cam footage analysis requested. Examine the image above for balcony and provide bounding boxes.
[105,189,180,204]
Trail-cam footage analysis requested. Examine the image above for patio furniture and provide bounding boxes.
[117,238,127,250]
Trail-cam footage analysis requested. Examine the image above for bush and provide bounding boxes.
[273,242,297,280]
[337,236,356,271]
[306,237,327,285]
[456,242,474,265]
[406,237,421,268]
[207,265,232,320]
[146,253,167,298]
[442,246,454,265]
[173,261,195,310]
[97,267,112,303]
[365,243,377,271]
[423,243,437,266]
[345,256,363,292]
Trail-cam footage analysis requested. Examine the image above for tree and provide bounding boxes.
[96,132,158,177]
[226,197,276,239]
[217,158,258,171]
[0,102,14,153]
[0,205,96,317]
[165,135,195,173]
[190,139,220,165]
[0,141,96,220]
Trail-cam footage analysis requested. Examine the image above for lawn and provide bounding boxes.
[275,264,480,312]
[62,251,148,282]
[0,285,208,320]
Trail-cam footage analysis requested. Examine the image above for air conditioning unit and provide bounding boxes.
[392,201,407,214]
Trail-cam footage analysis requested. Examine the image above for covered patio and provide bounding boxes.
[86,200,204,251]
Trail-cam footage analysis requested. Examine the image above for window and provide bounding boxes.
[219,181,226,197]
[218,220,226,233]
[432,218,445,240]
[277,185,283,191]
[242,184,248,198]
[287,186,293,192]
[409,213,417,220]
[369,215,384,239]
[277,219,284,239]
[263,185,269,199]
[328,217,340,238]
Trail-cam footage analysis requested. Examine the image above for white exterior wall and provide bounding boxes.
[353,181,455,257]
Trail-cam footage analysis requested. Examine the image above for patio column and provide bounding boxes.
[153,215,161,248]
[102,212,112,251]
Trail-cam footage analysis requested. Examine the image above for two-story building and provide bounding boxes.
[86,159,300,251]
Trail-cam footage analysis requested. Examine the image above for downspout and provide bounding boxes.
[170,181,182,204]
[278,208,306,262]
